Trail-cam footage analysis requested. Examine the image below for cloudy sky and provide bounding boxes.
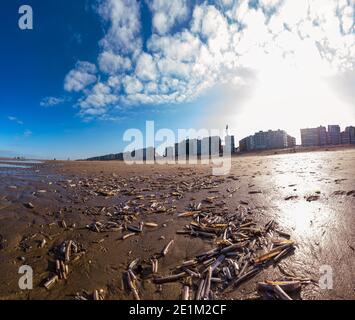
[1,0,354,159]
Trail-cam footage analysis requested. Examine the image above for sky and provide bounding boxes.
[0,0,354,159]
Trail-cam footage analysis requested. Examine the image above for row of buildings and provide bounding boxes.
[301,125,355,147]
[87,135,236,161]
[165,135,236,158]
[239,125,355,152]
[239,129,296,152]
[88,125,355,161]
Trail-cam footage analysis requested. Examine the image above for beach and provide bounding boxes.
[0,148,354,300]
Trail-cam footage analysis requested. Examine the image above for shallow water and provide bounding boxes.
[0,159,43,170]
[0,163,32,169]
[0,160,43,164]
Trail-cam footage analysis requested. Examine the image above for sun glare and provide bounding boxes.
[233,40,354,143]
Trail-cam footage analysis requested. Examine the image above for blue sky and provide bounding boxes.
[1,0,354,159]
[0,0,209,159]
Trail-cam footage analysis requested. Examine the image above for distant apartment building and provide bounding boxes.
[201,136,222,156]
[86,148,154,161]
[327,125,341,145]
[127,147,156,161]
[87,153,124,161]
[341,131,350,145]
[167,136,224,159]
[348,127,355,144]
[341,126,355,145]
[301,125,355,147]
[224,135,236,154]
[300,126,327,147]
[239,129,294,152]
[253,131,268,150]
[319,126,328,145]
[267,130,288,149]
[287,135,296,148]
[174,138,203,158]
[239,135,255,152]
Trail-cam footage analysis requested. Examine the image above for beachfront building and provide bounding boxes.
[267,130,288,149]
[301,125,355,147]
[200,136,222,156]
[174,138,202,159]
[86,148,156,161]
[224,135,236,154]
[300,126,327,147]
[166,136,223,159]
[341,130,351,145]
[348,127,355,144]
[287,135,296,148]
[341,126,355,144]
[87,153,124,161]
[239,135,255,152]
[327,125,341,145]
[239,129,294,152]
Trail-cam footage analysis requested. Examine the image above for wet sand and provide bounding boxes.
[0,149,354,300]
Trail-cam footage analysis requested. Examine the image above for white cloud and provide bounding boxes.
[40,96,68,107]
[192,4,229,42]
[107,75,121,90]
[98,51,132,74]
[148,31,201,63]
[337,2,354,34]
[147,0,189,35]
[98,0,142,55]
[123,75,144,95]
[8,116,23,125]
[79,83,118,117]
[64,61,97,92]
[64,0,355,120]
[259,0,283,9]
[135,52,158,81]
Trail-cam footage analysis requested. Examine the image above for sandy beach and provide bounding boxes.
[0,148,354,300]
